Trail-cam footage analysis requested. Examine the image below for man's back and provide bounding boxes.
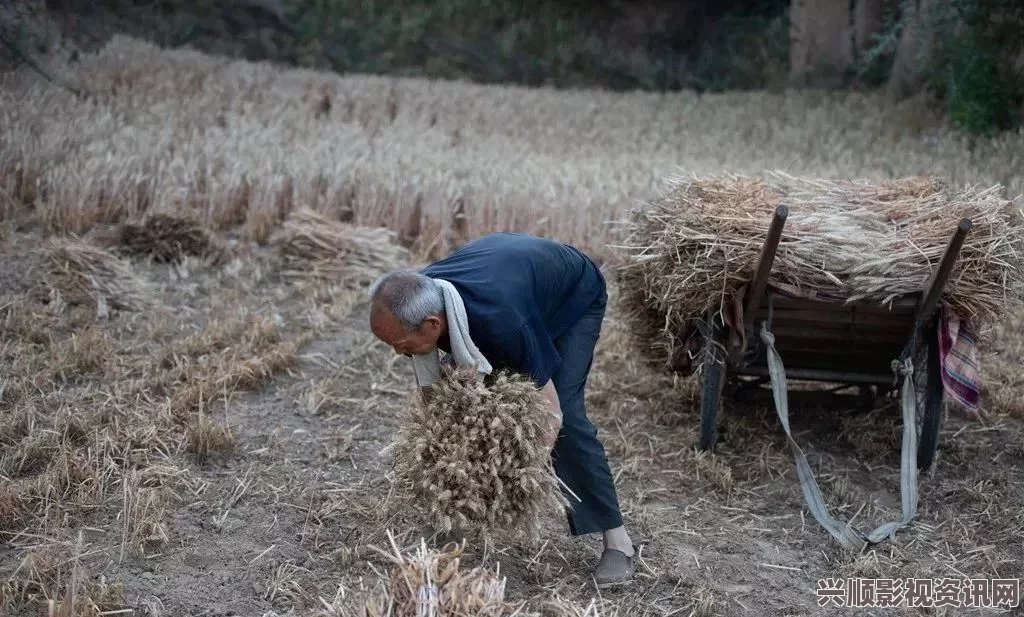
[421,232,606,385]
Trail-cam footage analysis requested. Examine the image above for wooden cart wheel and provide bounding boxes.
[915,317,944,472]
[698,319,728,452]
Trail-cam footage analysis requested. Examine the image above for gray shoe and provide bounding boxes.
[594,547,636,588]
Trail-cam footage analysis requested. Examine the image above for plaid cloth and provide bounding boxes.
[938,305,982,419]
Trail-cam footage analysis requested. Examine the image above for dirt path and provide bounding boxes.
[82,306,399,616]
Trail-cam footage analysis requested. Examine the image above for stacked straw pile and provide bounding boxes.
[384,366,564,545]
[353,532,514,617]
[614,171,1024,370]
[42,236,153,314]
[117,213,223,264]
[270,208,410,287]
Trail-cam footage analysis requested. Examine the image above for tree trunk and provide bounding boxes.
[853,0,889,54]
[789,0,855,87]
[887,0,940,99]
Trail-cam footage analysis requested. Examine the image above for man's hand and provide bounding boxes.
[540,379,562,450]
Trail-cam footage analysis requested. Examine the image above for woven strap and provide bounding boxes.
[759,322,919,552]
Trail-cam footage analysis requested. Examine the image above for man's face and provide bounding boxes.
[370,304,444,356]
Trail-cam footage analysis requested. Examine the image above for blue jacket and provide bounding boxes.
[421,232,606,387]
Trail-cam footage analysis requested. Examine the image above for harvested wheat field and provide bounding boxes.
[1,35,1024,617]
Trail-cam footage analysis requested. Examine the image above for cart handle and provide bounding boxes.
[743,204,789,329]
[902,218,972,362]
[914,218,972,326]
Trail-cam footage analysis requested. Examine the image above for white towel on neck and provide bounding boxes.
[411,278,493,387]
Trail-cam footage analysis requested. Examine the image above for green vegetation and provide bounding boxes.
[32,0,789,92]
[283,0,790,91]
[3,0,1020,134]
[928,0,1023,136]
[854,0,1023,136]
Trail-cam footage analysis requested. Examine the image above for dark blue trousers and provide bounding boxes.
[550,290,624,536]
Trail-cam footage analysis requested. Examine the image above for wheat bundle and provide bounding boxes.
[43,237,153,313]
[613,171,1024,370]
[118,213,222,263]
[384,366,565,545]
[355,533,515,617]
[270,208,410,287]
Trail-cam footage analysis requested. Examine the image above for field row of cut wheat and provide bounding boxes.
[3,35,1024,261]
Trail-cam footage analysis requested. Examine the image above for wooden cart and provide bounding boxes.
[687,205,972,474]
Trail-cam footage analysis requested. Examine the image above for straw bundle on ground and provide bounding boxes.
[613,171,1024,370]
[270,208,410,287]
[118,213,223,264]
[384,366,564,545]
[43,236,153,313]
[354,533,515,617]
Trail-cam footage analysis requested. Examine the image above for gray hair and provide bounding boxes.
[368,269,445,331]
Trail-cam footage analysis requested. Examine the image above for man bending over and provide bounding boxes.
[368,232,636,587]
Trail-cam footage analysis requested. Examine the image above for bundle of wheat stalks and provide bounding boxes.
[117,213,222,264]
[613,171,1024,369]
[384,366,564,545]
[43,236,153,314]
[352,533,514,617]
[271,208,410,287]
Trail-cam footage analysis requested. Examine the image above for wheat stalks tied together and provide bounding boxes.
[271,208,410,287]
[613,171,1024,369]
[355,531,515,617]
[42,236,154,314]
[384,366,565,546]
[117,212,224,264]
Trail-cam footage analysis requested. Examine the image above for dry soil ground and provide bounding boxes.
[1,216,1022,617]
[1,33,1024,617]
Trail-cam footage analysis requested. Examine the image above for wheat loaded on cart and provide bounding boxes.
[614,171,1024,551]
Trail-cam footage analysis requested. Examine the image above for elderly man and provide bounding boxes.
[368,231,636,587]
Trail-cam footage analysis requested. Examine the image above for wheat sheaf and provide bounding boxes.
[384,365,566,545]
